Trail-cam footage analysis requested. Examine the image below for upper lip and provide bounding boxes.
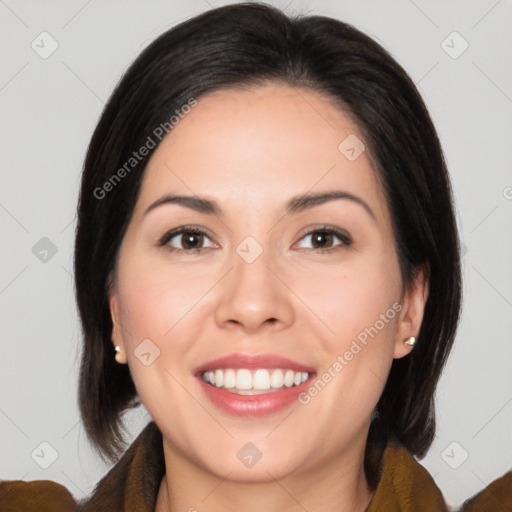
[194,353,316,375]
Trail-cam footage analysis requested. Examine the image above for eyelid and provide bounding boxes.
[158,225,218,248]
[293,224,352,249]
[158,224,352,252]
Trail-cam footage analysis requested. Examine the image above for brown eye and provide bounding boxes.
[179,231,204,250]
[310,231,334,249]
[297,227,351,252]
[159,227,215,253]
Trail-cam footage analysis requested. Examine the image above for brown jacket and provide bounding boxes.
[1,421,510,511]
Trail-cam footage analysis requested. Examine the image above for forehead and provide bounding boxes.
[136,83,388,221]
[154,82,364,165]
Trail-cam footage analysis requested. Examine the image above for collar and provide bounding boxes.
[79,421,448,511]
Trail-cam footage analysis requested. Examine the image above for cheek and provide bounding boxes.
[116,254,216,344]
[297,269,400,426]
[114,253,221,410]
[295,251,401,344]
[296,250,401,402]
[114,259,212,425]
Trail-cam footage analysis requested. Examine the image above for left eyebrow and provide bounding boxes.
[285,190,376,222]
[143,190,376,222]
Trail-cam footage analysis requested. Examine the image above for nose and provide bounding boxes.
[214,244,295,334]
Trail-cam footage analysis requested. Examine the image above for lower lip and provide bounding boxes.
[196,374,315,417]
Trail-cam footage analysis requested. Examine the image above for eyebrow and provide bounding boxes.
[144,190,376,221]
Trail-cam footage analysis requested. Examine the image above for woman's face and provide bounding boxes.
[109,83,427,482]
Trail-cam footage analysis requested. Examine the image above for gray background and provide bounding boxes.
[1,0,511,509]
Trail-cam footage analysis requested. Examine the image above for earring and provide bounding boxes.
[114,345,121,362]
[404,336,416,347]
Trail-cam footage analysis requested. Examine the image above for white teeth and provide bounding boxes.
[270,369,284,388]
[253,369,271,390]
[201,368,310,391]
[223,369,236,388]
[236,369,252,390]
[284,370,294,387]
[214,369,223,388]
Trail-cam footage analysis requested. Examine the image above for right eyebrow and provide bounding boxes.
[143,189,376,224]
[144,194,220,217]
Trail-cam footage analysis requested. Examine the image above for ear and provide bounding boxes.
[393,264,429,359]
[109,287,127,364]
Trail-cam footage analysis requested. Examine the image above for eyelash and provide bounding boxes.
[158,225,352,255]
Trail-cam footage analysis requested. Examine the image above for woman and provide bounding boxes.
[1,2,509,510]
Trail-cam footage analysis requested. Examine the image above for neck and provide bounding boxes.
[155,438,374,512]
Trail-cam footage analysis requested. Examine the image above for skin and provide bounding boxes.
[109,83,429,512]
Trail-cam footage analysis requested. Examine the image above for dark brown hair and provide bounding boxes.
[74,1,462,478]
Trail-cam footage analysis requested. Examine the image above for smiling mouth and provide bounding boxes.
[200,368,312,395]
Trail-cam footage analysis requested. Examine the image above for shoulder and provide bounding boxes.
[459,470,512,511]
[0,479,78,511]
[0,422,163,512]
[366,442,449,511]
